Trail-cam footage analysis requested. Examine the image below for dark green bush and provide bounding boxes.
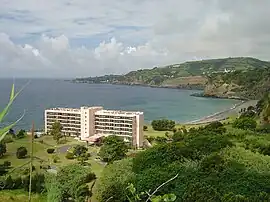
[47,148,55,154]
[16,147,28,159]
[232,117,257,130]
[151,119,176,131]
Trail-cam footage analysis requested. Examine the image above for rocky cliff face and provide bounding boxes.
[203,80,244,99]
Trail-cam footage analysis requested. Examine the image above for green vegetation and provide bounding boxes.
[16,146,28,159]
[205,66,270,99]
[232,117,257,130]
[16,129,26,139]
[74,57,270,91]
[2,82,270,201]
[98,136,129,163]
[151,119,176,131]
[94,95,270,201]
[50,121,63,144]
[0,190,46,202]
[45,164,96,202]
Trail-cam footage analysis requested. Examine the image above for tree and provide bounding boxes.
[98,135,129,163]
[0,143,7,158]
[45,164,96,202]
[17,129,26,139]
[151,119,176,131]
[95,158,134,202]
[232,117,257,130]
[73,145,88,157]
[50,121,63,144]
[16,146,28,159]
[204,121,226,134]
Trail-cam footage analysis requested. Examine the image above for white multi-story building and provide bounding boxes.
[45,106,144,147]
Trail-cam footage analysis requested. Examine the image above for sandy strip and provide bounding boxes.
[184,100,258,125]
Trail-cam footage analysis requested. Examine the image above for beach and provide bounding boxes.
[185,100,258,125]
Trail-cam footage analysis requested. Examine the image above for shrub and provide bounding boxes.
[151,119,176,131]
[66,152,75,159]
[47,148,55,154]
[95,158,134,202]
[0,143,7,158]
[204,121,227,134]
[16,147,28,159]
[3,135,14,143]
[232,117,257,130]
[16,129,26,139]
[143,125,148,131]
[52,155,60,163]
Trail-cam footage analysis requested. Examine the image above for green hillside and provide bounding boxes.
[74,57,270,90]
[204,67,270,100]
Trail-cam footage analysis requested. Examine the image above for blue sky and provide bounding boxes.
[0,0,270,78]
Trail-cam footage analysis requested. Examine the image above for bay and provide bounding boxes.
[0,79,239,130]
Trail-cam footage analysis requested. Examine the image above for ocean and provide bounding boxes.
[0,79,239,131]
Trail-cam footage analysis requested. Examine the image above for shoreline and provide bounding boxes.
[184,100,258,125]
[71,80,205,90]
[72,81,248,101]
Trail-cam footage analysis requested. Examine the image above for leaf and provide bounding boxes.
[163,194,177,202]
[0,81,29,123]
[0,110,25,142]
[10,83,15,101]
[151,195,163,202]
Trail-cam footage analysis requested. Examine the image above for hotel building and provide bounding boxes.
[45,106,144,147]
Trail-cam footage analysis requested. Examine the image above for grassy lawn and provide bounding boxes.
[0,135,105,176]
[0,190,46,202]
[143,124,206,137]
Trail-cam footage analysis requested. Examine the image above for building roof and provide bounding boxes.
[95,109,143,116]
[45,108,81,112]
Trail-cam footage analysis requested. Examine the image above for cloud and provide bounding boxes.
[0,0,270,77]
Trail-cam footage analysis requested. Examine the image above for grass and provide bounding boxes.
[0,190,46,202]
[0,135,105,175]
[143,124,207,137]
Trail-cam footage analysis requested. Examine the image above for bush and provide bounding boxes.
[16,147,28,159]
[204,121,227,134]
[256,123,270,133]
[143,125,148,131]
[66,152,75,159]
[3,135,14,143]
[17,129,26,139]
[232,117,257,130]
[0,143,7,158]
[52,155,60,163]
[151,119,176,131]
[47,148,55,154]
[95,158,134,202]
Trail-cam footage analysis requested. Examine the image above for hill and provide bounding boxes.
[203,67,270,100]
[74,57,270,90]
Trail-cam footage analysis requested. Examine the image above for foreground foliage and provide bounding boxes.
[98,135,129,163]
[45,164,96,202]
[95,115,270,201]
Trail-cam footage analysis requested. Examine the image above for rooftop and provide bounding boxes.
[95,109,143,116]
[46,108,81,112]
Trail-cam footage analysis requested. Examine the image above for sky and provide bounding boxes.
[0,0,270,78]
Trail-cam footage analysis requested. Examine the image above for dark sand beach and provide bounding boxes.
[185,100,258,125]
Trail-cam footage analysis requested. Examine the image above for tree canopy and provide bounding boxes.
[50,121,63,144]
[98,135,129,163]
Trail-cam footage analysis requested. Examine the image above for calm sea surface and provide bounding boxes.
[0,79,239,130]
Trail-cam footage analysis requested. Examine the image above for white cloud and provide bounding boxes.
[0,0,270,77]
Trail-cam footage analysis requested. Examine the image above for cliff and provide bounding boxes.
[202,68,270,100]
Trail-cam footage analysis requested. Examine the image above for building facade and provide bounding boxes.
[45,106,144,147]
